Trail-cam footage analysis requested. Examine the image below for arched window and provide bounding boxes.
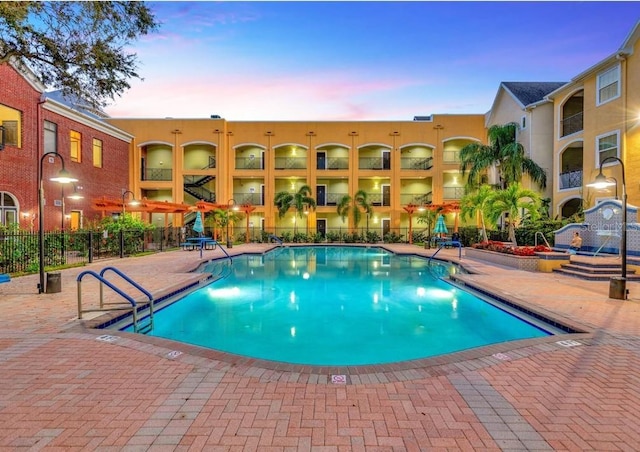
[0,192,18,226]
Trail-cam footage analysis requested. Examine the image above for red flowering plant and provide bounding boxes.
[471,240,551,256]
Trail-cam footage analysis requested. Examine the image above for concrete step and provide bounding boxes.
[559,263,636,274]
[552,268,640,281]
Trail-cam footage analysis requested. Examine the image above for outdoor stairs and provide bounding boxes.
[553,255,640,281]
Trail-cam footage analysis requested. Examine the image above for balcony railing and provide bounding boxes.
[442,151,460,164]
[317,157,349,170]
[236,157,264,170]
[400,192,432,205]
[561,112,584,137]
[316,192,348,206]
[366,192,391,207]
[141,167,172,181]
[400,157,433,170]
[358,157,390,170]
[443,186,464,199]
[559,169,583,190]
[233,192,264,206]
[275,157,307,170]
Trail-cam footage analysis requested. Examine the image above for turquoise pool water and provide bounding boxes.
[128,246,554,365]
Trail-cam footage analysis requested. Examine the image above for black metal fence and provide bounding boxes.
[0,225,490,275]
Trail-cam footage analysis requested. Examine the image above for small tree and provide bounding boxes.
[485,183,541,246]
[274,185,316,233]
[336,189,373,231]
[459,184,494,242]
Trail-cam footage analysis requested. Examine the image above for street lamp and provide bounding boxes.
[587,156,627,299]
[227,198,236,248]
[121,190,139,216]
[38,152,77,294]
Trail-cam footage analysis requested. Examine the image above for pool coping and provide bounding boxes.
[74,245,595,383]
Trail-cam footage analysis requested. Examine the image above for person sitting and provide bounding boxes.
[567,232,582,254]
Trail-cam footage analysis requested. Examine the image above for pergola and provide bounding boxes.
[92,196,195,228]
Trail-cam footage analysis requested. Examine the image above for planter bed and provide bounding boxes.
[465,247,541,272]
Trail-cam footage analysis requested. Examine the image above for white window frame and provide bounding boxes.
[595,130,620,167]
[596,64,620,106]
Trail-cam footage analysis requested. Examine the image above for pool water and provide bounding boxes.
[127,246,554,365]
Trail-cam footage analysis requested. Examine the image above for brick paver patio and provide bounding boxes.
[1,244,639,450]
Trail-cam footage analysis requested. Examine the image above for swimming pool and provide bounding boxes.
[125,246,560,365]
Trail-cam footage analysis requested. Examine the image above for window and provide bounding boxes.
[0,104,22,148]
[44,121,57,154]
[0,192,18,226]
[70,130,81,162]
[597,65,620,105]
[92,138,103,168]
[597,131,619,165]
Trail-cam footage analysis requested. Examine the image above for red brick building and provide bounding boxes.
[0,61,132,231]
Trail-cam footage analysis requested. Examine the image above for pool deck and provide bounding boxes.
[1,244,639,450]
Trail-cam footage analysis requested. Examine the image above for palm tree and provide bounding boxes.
[274,185,316,233]
[485,182,541,246]
[337,189,373,231]
[459,122,547,190]
[416,206,441,245]
[459,184,494,242]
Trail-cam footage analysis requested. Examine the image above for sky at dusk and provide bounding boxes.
[106,1,640,121]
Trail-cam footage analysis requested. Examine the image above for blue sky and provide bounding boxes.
[106,1,640,121]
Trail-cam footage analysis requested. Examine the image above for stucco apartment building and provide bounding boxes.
[104,116,485,236]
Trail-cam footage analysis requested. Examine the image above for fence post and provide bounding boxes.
[88,232,93,263]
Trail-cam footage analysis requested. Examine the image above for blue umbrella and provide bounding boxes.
[433,214,448,237]
[193,211,204,237]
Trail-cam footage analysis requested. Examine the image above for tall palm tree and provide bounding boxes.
[485,182,541,246]
[337,189,373,231]
[459,122,547,190]
[274,185,316,233]
[459,184,494,242]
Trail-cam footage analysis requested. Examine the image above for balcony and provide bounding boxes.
[367,192,390,207]
[561,112,584,137]
[559,169,583,190]
[233,192,264,206]
[400,192,432,205]
[236,157,264,170]
[141,167,172,181]
[400,157,433,170]
[443,186,464,200]
[317,157,348,170]
[275,157,306,170]
[316,192,348,206]
[442,151,460,164]
[358,157,390,170]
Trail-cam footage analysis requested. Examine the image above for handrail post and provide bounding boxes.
[77,281,83,319]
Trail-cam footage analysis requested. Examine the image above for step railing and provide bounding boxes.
[77,266,154,333]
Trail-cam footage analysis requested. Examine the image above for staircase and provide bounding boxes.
[184,175,215,202]
[553,255,640,281]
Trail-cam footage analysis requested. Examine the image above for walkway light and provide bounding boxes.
[587,156,627,299]
[121,190,139,215]
[38,152,78,294]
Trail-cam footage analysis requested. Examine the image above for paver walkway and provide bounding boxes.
[1,244,639,450]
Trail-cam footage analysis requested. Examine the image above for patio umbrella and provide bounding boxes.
[193,211,204,237]
[433,214,448,238]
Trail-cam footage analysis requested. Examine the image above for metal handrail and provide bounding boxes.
[429,240,462,263]
[77,267,154,333]
[534,232,551,249]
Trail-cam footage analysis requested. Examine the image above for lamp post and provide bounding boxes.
[38,152,77,294]
[227,198,236,248]
[121,189,139,216]
[587,156,627,299]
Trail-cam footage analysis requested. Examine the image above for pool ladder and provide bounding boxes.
[77,266,154,334]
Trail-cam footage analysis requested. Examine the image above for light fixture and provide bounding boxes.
[121,190,139,215]
[587,156,627,299]
[38,152,78,294]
